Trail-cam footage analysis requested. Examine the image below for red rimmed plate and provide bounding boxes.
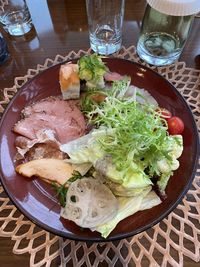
[0,58,199,242]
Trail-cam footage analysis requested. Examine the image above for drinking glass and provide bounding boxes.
[0,0,33,36]
[86,0,125,55]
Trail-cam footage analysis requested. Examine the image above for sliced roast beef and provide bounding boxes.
[22,97,78,117]
[13,97,86,144]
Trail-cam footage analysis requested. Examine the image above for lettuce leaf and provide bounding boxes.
[61,129,152,189]
[93,190,161,238]
[95,156,152,188]
[60,129,107,164]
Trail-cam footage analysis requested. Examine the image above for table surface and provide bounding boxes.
[0,1,199,266]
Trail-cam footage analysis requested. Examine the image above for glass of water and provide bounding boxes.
[86,0,125,55]
[0,0,33,36]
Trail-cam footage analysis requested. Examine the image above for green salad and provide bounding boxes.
[60,54,183,238]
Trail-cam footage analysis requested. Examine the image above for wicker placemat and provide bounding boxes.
[0,46,199,267]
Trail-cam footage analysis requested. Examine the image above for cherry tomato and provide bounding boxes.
[156,108,172,120]
[167,116,184,135]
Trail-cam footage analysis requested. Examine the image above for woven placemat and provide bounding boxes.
[0,46,199,267]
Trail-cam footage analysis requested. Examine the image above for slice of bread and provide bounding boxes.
[59,63,80,100]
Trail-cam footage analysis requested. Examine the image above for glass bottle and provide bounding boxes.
[137,0,200,66]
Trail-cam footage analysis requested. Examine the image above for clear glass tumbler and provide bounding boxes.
[137,4,195,66]
[86,0,125,55]
[0,0,33,36]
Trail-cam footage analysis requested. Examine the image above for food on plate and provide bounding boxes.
[15,157,91,186]
[13,97,86,145]
[78,54,108,88]
[104,71,124,81]
[16,158,75,185]
[61,177,119,228]
[15,129,66,161]
[93,191,161,238]
[61,104,183,194]
[167,116,185,135]
[155,107,172,120]
[59,63,80,99]
[13,54,184,238]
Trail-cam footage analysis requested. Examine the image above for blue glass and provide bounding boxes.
[0,35,9,65]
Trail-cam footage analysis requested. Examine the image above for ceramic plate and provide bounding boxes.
[0,58,199,242]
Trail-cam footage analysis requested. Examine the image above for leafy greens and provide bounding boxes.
[78,54,108,88]
[82,92,172,178]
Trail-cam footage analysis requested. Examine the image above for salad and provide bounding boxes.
[14,54,184,238]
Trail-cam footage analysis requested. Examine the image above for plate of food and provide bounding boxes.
[0,55,199,242]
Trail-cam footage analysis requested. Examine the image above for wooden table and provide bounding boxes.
[0,1,199,266]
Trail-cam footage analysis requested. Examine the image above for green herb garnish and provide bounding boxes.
[68,170,83,183]
[52,171,83,207]
[51,181,68,207]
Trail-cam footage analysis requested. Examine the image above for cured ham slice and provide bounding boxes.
[13,97,86,144]
[104,72,124,82]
